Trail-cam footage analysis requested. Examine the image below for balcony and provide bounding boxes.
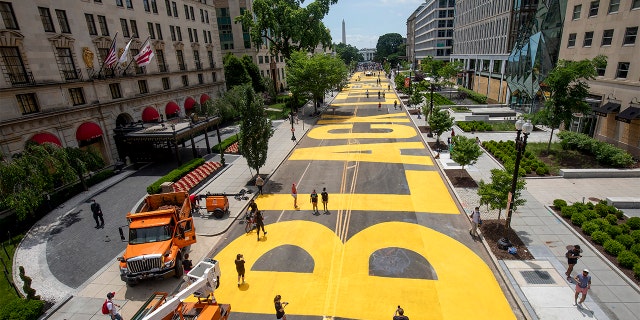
[63,68,84,82]
[7,71,36,86]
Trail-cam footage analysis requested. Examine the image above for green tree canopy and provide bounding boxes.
[536,55,607,152]
[333,43,362,66]
[420,57,445,79]
[223,53,251,89]
[450,136,483,170]
[236,0,337,59]
[286,50,348,113]
[241,55,266,93]
[427,107,454,144]
[375,33,403,62]
[237,85,273,175]
[477,168,526,220]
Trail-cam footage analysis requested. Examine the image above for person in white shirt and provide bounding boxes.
[106,292,122,320]
[469,207,481,237]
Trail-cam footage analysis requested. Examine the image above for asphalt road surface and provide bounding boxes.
[208,72,518,320]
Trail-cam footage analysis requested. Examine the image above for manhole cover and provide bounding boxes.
[520,270,555,284]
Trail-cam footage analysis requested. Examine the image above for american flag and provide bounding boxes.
[134,39,155,67]
[103,34,118,68]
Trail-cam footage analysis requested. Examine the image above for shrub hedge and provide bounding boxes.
[482,140,550,176]
[146,158,206,194]
[628,217,640,230]
[581,221,601,236]
[0,298,44,320]
[457,86,487,104]
[591,230,611,245]
[553,199,568,209]
[616,234,636,249]
[571,212,587,226]
[618,250,640,269]
[457,121,492,132]
[604,239,626,256]
[211,134,239,154]
[557,131,635,168]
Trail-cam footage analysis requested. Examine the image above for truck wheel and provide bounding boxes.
[213,208,225,219]
[174,258,184,278]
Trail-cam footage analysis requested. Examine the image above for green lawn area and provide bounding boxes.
[265,102,288,121]
[0,234,23,305]
[524,141,604,175]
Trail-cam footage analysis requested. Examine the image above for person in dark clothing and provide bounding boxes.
[248,199,258,215]
[255,210,267,240]
[321,188,329,213]
[393,307,409,320]
[565,245,583,280]
[182,253,193,273]
[310,189,319,214]
[274,295,288,320]
[90,199,104,228]
[235,254,245,286]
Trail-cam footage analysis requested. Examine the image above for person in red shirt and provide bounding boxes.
[291,183,299,209]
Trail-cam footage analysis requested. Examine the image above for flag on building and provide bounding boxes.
[118,39,133,64]
[103,33,119,68]
[134,39,155,67]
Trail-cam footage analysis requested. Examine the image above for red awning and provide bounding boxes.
[76,122,103,141]
[199,94,210,105]
[30,132,62,146]
[184,97,196,111]
[165,101,180,116]
[142,106,160,122]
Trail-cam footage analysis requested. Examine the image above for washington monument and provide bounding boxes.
[342,19,346,44]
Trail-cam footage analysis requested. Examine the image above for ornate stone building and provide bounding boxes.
[0,0,226,163]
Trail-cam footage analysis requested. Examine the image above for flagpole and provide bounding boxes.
[125,36,151,72]
[97,32,118,78]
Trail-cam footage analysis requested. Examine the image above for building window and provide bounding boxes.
[176,26,182,41]
[129,48,143,74]
[212,72,216,82]
[172,1,178,17]
[623,27,638,45]
[156,49,167,72]
[85,14,97,35]
[616,62,630,78]
[572,4,582,19]
[589,1,599,17]
[208,31,212,43]
[194,29,199,42]
[120,19,130,37]
[177,50,185,70]
[583,31,594,46]
[259,57,264,64]
[0,46,29,85]
[126,0,133,9]
[492,60,502,73]
[39,7,56,32]
[208,50,214,68]
[0,2,19,30]
[200,9,204,22]
[16,93,39,115]
[98,15,109,36]
[155,23,163,40]
[596,62,607,76]
[205,10,209,24]
[69,88,86,106]
[130,20,139,38]
[170,25,176,41]
[190,6,195,20]
[57,47,78,80]
[203,30,207,43]
[162,77,170,90]
[138,80,148,93]
[198,73,203,84]
[602,29,614,46]
[116,0,123,7]
[165,0,172,16]
[608,0,620,13]
[109,83,122,98]
[148,22,155,39]
[633,0,640,9]
[55,10,71,33]
[188,28,193,42]
[143,0,150,12]
[151,0,158,13]
[181,74,189,86]
[184,4,189,17]
[194,50,201,69]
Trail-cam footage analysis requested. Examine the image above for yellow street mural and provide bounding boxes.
[214,221,516,320]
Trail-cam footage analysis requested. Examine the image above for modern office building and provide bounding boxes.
[213,0,287,93]
[560,0,640,157]
[0,0,226,164]
[407,0,454,67]
[451,0,541,104]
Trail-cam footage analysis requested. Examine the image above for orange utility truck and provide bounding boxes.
[117,191,196,286]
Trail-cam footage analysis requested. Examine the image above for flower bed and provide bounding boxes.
[172,161,223,192]
[225,142,239,154]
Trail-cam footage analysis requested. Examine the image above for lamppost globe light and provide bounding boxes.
[523,120,534,134]
[515,118,525,130]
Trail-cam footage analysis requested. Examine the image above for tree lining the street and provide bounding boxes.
[450,135,483,171]
[477,168,526,220]
[428,107,454,146]
[236,85,273,176]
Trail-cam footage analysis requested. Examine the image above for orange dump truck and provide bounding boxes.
[117,191,196,286]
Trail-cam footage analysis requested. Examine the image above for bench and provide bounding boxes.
[607,197,640,209]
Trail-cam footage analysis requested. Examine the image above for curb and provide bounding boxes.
[39,294,73,319]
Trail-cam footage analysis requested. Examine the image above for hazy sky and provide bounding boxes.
[322,0,425,49]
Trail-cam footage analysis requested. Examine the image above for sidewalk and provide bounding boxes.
[408,107,640,320]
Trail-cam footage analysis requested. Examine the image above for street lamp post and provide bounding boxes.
[290,110,296,141]
[502,119,534,240]
[427,79,435,137]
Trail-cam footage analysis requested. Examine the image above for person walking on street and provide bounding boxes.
[255,210,267,240]
[274,295,288,320]
[394,100,398,110]
[574,269,591,305]
[565,245,583,280]
[310,189,319,214]
[248,199,258,215]
[90,199,104,229]
[106,292,122,320]
[235,254,245,286]
[393,306,409,320]
[291,183,299,209]
[255,176,265,195]
[469,207,481,237]
[321,188,329,213]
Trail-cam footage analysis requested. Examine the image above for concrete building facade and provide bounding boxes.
[359,48,375,61]
[408,0,455,66]
[0,0,226,163]
[560,0,640,157]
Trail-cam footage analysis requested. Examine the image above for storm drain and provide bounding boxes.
[520,270,555,285]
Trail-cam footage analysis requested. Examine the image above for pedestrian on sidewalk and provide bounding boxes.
[274,295,288,320]
[255,210,267,240]
[255,175,265,195]
[291,183,299,209]
[574,269,591,305]
[182,253,193,273]
[565,245,583,280]
[321,188,329,213]
[235,254,245,286]
[90,199,104,229]
[310,189,319,214]
[105,292,122,320]
[378,102,381,111]
[469,207,481,237]
[394,100,397,110]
